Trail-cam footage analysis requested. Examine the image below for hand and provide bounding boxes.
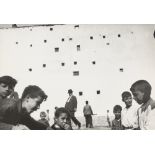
[63,123,72,130]
[12,124,30,130]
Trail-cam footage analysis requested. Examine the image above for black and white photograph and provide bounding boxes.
[0,24,155,130]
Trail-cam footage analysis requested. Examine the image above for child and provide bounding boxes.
[130,80,155,130]
[51,107,72,130]
[106,110,111,127]
[121,91,139,130]
[38,111,50,127]
[111,105,122,130]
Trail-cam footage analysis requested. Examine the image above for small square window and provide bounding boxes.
[50,28,53,31]
[79,92,83,96]
[92,61,96,65]
[30,44,32,47]
[77,45,80,51]
[29,68,32,72]
[118,34,121,37]
[103,35,106,39]
[16,42,18,44]
[55,47,59,52]
[69,38,73,41]
[62,38,65,42]
[119,68,124,72]
[61,63,65,66]
[90,36,93,40]
[74,25,79,28]
[43,64,46,68]
[106,43,110,45]
[97,90,100,94]
[44,40,47,43]
[74,61,77,65]
[73,71,79,76]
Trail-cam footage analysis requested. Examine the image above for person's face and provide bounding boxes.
[124,96,132,108]
[55,113,68,129]
[23,96,43,114]
[114,110,121,119]
[0,83,13,98]
[132,89,144,105]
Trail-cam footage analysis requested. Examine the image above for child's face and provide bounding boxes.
[0,83,12,98]
[124,96,132,108]
[132,89,144,105]
[55,113,68,129]
[114,110,121,119]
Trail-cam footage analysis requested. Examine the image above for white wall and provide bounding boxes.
[0,24,155,120]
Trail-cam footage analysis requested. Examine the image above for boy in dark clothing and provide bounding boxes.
[111,105,123,130]
[51,107,72,130]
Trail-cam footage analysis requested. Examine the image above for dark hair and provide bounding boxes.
[85,100,88,104]
[130,80,152,97]
[21,85,47,101]
[68,89,73,94]
[113,105,122,113]
[121,91,131,100]
[55,107,69,118]
[0,76,17,89]
[40,111,47,117]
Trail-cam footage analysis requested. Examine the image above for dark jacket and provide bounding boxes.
[65,95,77,112]
[0,98,47,130]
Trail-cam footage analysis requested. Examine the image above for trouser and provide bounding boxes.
[67,111,81,128]
[84,115,93,128]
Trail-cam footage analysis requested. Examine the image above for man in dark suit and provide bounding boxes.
[65,89,81,129]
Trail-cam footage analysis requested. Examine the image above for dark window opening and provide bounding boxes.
[74,61,77,65]
[74,25,79,28]
[106,43,110,45]
[103,35,106,39]
[30,44,32,47]
[97,90,100,94]
[55,47,59,52]
[92,61,96,65]
[118,34,121,37]
[79,92,83,96]
[73,71,79,76]
[62,38,65,42]
[61,63,65,66]
[44,40,47,43]
[43,64,46,68]
[77,45,80,51]
[69,38,73,41]
[29,68,32,72]
[119,68,124,72]
[90,36,93,40]
[50,28,53,31]
[16,42,18,44]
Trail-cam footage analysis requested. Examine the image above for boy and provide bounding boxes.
[38,111,50,127]
[111,105,122,130]
[0,75,17,100]
[51,107,72,130]
[106,110,111,127]
[121,91,139,130]
[130,80,155,130]
[0,85,48,130]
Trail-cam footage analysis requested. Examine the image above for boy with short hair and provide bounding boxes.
[130,80,155,130]
[51,107,72,130]
[121,91,139,130]
[0,85,48,130]
[38,111,50,127]
[111,105,122,130]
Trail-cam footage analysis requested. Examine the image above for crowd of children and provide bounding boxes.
[0,75,155,130]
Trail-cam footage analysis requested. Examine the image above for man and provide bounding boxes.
[130,80,155,130]
[65,89,81,129]
[83,101,93,128]
[0,75,17,100]
[121,91,139,130]
[0,85,48,130]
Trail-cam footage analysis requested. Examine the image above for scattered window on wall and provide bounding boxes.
[29,68,32,72]
[61,62,65,66]
[90,36,93,40]
[103,35,106,39]
[50,28,53,31]
[30,44,32,47]
[16,42,18,44]
[97,90,100,94]
[118,34,121,37]
[77,45,80,51]
[74,25,79,28]
[62,38,65,42]
[44,40,47,43]
[73,71,79,76]
[55,47,59,52]
[43,64,46,68]
[106,43,110,45]
[119,68,124,72]
[69,38,73,41]
[92,61,96,65]
[74,61,77,65]
[79,91,83,96]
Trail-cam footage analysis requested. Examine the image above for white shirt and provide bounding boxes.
[121,105,139,128]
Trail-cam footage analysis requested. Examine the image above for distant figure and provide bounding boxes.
[51,107,72,130]
[38,111,50,127]
[121,91,139,130]
[106,110,111,127]
[65,89,81,129]
[46,109,50,122]
[83,101,93,128]
[111,105,123,130]
[130,80,155,130]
